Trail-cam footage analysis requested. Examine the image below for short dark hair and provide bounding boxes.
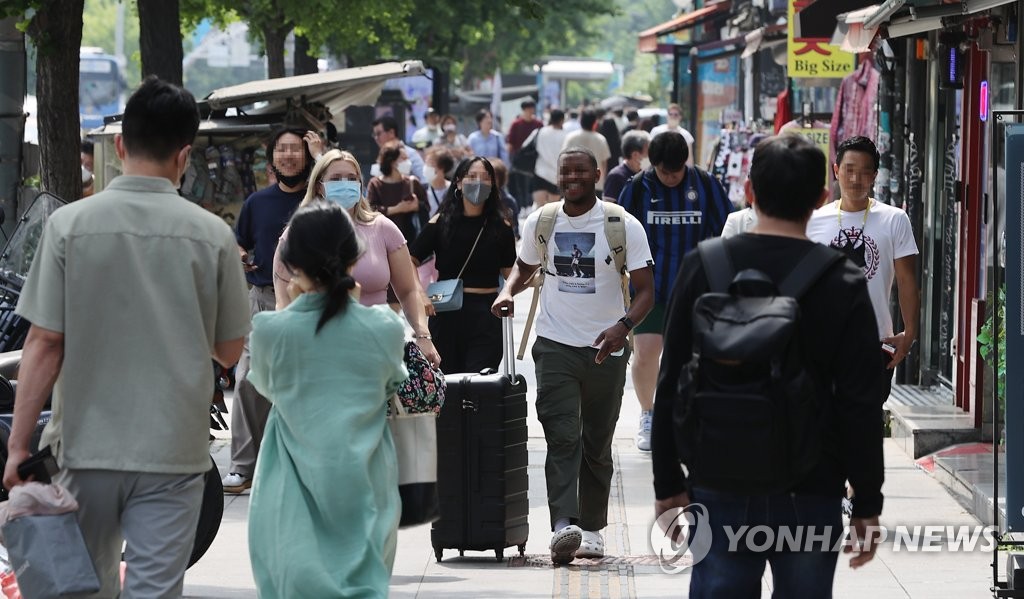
[580,109,598,131]
[621,130,650,159]
[749,134,826,221]
[475,109,492,125]
[372,115,399,134]
[428,147,456,176]
[549,109,565,125]
[266,127,314,171]
[280,203,363,333]
[520,99,536,110]
[648,131,688,171]
[378,140,403,176]
[559,146,598,171]
[81,139,94,156]
[835,136,880,171]
[121,76,199,161]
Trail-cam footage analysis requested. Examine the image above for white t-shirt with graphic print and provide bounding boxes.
[806,199,918,338]
[519,200,654,348]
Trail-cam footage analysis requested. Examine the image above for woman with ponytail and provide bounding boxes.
[246,202,407,597]
[409,156,517,374]
[272,149,440,367]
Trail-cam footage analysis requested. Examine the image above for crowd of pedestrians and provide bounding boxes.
[3,75,908,597]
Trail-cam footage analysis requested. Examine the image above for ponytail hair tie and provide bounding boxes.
[338,275,357,292]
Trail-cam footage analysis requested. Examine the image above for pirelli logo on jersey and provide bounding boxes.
[648,210,703,225]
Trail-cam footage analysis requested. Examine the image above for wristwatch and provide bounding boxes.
[618,316,635,331]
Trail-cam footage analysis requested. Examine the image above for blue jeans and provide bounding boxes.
[689,487,843,599]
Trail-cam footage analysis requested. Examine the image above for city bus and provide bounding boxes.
[79,48,124,130]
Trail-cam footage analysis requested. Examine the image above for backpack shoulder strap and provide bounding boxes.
[778,244,844,299]
[626,169,647,221]
[534,201,562,270]
[601,201,628,276]
[697,237,734,293]
[519,201,562,360]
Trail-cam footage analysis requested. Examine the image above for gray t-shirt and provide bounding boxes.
[16,175,251,474]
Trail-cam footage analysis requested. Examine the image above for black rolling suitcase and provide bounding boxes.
[431,312,529,562]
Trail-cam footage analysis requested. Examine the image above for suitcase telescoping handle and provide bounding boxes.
[500,306,517,381]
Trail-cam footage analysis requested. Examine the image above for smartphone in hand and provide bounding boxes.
[17,446,58,483]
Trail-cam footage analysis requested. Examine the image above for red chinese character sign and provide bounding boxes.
[788,0,855,78]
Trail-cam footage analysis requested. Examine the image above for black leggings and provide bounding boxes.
[430,292,502,375]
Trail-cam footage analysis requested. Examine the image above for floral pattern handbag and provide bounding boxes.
[395,341,446,414]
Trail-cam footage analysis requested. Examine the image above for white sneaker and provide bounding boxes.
[636,411,652,451]
[576,530,605,558]
[550,525,583,565]
[221,472,252,494]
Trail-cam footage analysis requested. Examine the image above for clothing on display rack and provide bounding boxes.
[774,87,792,134]
[708,124,771,209]
[829,55,879,164]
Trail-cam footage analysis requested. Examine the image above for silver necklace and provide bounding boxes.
[564,204,596,230]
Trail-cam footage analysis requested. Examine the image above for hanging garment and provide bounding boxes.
[829,57,879,164]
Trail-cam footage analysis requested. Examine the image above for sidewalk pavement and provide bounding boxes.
[185,293,993,598]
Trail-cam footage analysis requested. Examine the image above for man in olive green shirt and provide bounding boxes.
[3,77,250,598]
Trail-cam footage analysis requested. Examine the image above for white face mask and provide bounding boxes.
[396,160,413,176]
[640,157,651,171]
[370,163,382,177]
[423,165,437,181]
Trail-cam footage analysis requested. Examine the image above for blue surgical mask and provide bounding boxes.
[324,179,361,209]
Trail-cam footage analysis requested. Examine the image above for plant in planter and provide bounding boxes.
[977,284,1006,444]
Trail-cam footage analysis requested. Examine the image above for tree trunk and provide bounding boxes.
[293,34,318,75]
[138,0,183,85]
[263,24,291,79]
[30,0,85,202]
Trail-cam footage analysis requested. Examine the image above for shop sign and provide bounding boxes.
[787,0,856,79]
[795,127,832,188]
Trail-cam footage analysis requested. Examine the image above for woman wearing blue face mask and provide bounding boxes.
[273,149,440,367]
[409,156,516,374]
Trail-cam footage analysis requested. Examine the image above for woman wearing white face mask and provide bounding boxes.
[273,149,440,366]
[367,140,429,243]
[409,157,517,375]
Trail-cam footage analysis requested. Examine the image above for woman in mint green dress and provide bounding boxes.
[246,202,407,598]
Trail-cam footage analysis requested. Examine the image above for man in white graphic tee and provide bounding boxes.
[493,147,654,565]
[807,135,919,404]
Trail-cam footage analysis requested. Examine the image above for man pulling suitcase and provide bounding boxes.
[493,147,654,565]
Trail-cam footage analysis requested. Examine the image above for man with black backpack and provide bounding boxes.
[651,135,884,596]
[617,131,732,452]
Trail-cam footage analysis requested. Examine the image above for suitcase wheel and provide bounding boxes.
[434,547,443,563]
[518,543,526,557]
[495,549,504,562]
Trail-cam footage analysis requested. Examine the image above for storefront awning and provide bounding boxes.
[831,5,883,53]
[863,0,1018,37]
[200,60,427,116]
[638,2,731,53]
[742,24,788,59]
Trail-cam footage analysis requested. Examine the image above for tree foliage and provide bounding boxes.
[2,0,86,202]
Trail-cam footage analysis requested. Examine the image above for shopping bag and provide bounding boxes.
[388,396,440,528]
[3,513,100,597]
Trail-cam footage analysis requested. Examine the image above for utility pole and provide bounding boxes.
[0,17,26,238]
